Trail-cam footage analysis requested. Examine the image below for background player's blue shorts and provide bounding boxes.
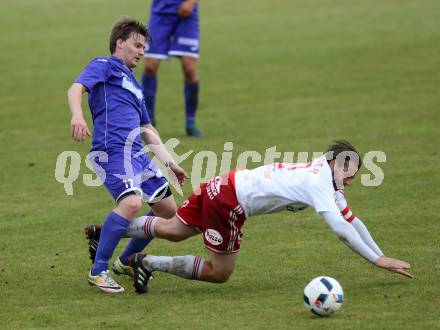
[90,150,169,204]
[145,11,200,59]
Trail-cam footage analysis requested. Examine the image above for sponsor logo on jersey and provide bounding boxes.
[205,229,223,246]
[206,176,222,200]
[122,74,143,102]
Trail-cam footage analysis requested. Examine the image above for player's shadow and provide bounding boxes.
[155,281,246,298]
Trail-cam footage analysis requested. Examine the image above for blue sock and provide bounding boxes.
[91,212,129,275]
[184,81,199,127]
[118,210,155,265]
[142,74,157,124]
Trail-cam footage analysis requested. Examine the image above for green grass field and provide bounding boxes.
[1,0,439,328]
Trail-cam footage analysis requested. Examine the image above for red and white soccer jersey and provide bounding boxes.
[177,157,346,254]
[234,156,341,218]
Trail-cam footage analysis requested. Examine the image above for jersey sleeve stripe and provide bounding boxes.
[346,214,356,222]
[341,206,350,216]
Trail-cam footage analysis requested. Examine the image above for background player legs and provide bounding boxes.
[142,57,161,126]
[180,56,202,137]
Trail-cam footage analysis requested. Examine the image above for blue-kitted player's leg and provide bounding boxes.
[88,193,142,293]
[169,12,203,137]
[112,209,155,276]
[182,57,201,137]
[89,202,133,266]
[86,152,145,293]
[118,210,154,263]
[142,70,158,126]
[142,12,177,126]
[87,154,178,281]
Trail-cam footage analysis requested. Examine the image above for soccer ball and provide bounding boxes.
[303,276,344,316]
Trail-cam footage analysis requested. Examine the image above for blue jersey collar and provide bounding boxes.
[110,55,134,73]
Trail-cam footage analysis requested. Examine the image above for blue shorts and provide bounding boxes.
[145,11,200,59]
[89,150,169,204]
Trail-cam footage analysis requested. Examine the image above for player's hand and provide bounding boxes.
[178,0,196,18]
[375,256,413,278]
[71,115,91,142]
[167,162,189,186]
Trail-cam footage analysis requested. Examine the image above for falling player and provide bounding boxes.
[87,141,412,293]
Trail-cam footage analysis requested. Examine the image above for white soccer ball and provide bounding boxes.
[303,276,344,316]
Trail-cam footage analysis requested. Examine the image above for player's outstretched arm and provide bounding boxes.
[350,218,412,278]
[67,83,90,142]
[320,211,380,263]
[334,190,384,256]
[350,217,384,257]
[141,124,189,186]
[320,211,412,278]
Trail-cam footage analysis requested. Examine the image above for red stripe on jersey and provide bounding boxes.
[341,206,350,216]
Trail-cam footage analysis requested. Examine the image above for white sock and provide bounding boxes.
[125,216,158,239]
[142,255,205,280]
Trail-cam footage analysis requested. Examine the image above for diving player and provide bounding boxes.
[119,140,412,293]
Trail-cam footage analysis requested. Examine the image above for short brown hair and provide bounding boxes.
[109,17,150,54]
[325,140,362,169]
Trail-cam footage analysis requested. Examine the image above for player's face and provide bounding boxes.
[118,33,145,68]
[332,160,359,189]
[342,161,358,186]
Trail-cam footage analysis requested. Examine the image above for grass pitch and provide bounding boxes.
[0,0,439,329]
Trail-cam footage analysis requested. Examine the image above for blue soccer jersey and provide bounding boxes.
[75,56,150,153]
[75,56,168,203]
